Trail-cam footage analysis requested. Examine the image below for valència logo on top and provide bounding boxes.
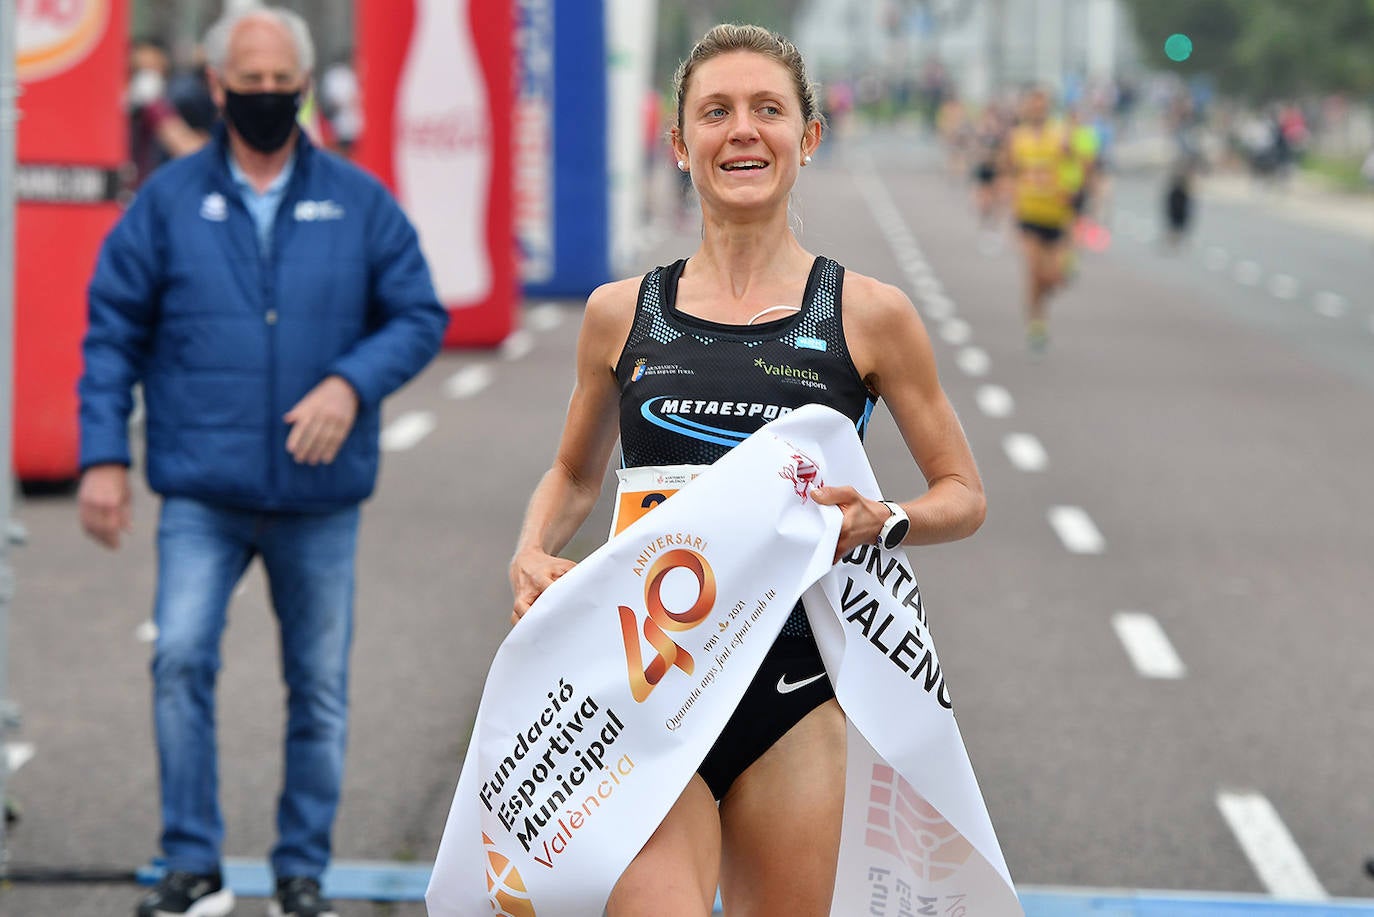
[17,0,108,82]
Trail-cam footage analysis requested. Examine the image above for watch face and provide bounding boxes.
[883,515,910,549]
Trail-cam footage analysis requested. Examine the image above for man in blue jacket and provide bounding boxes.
[76,8,449,917]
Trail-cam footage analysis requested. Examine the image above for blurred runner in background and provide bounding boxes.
[1001,85,1073,354]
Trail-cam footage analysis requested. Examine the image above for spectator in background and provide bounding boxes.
[80,8,448,917]
[319,51,363,157]
[127,37,208,189]
[167,41,219,135]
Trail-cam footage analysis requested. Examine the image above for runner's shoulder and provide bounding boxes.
[842,270,920,331]
[584,276,642,322]
[581,275,643,352]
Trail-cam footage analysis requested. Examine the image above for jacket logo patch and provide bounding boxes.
[795,335,828,352]
[294,200,345,222]
[200,193,228,222]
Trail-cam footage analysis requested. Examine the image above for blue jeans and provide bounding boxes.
[152,496,359,880]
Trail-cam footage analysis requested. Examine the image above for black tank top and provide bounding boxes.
[615,255,876,637]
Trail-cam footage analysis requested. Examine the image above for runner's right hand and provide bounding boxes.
[509,548,576,625]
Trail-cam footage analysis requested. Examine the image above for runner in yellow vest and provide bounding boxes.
[1000,86,1073,353]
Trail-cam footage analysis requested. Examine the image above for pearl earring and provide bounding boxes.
[677,160,688,172]
[803,155,813,165]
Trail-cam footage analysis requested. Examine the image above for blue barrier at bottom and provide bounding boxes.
[139,861,1374,915]
[1021,887,1374,916]
[139,858,431,902]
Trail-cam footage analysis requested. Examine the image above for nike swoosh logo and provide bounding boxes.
[776,672,826,694]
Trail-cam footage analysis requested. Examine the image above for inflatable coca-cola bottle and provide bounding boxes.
[394,0,492,306]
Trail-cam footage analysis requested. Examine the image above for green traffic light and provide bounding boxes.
[1165,33,1193,62]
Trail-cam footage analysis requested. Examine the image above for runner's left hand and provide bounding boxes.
[811,485,890,562]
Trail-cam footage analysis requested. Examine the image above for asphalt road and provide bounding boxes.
[4,127,1373,914]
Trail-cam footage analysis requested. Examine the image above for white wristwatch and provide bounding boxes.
[876,501,910,550]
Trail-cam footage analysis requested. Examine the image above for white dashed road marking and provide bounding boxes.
[939,318,972,346]
[976,385,1014,419]
[527,303,564,332]
[1267,274,1299,300]
[381,411,437,452]
[4,742,35,775]
[1112,612,1186,679]
[1234,260,1262,286]
[1047,505,1105,554]
[445,365,493,399]
[955,346,990,377]
[921,294,956,322]
[914,276,943,297]
[1002,433,1048,472]
[1216,791,1327,901]
[1204,247,1230,271]
[1312,291,1347,318]
[500,329,535,361]
[135,619,158,644]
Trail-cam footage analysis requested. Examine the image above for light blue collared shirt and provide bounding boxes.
[228,151,296,256]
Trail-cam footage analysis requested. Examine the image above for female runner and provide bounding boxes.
[509,24,985,917]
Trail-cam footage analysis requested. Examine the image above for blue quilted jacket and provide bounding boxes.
[79,125,449,511]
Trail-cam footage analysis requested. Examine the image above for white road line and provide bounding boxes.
[1204,247,1230,271]
[527,303,564,332]
[135,619,158,644]
[1267,274,1299,300]
[444,364,493,399]
[921,294,956,321]
[976,384,1014,418]
[1003,433,1048,472]
[1216,791,1327,901]
[955,346,990,377]
[500,329,536,361]
[1312,291,1348,318]
[1234,260,1263,286]
[1111,612,1186,678]
[381,411,437,452]
[939,318,973,346]
[1047,505,1105,554]
[4,742,35,774]
[914,276,943,297]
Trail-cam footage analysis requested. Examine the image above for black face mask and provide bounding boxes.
[223,88,302,153]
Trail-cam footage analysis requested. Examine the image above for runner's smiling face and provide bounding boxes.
[674,51,819,215]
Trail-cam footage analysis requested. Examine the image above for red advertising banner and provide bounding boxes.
[354,0,515,348]
[14,0,128,482]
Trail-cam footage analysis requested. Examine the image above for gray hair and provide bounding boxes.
[204,6,316,75]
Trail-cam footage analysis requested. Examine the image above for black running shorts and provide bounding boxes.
[697,631,836,799]
[1017,220,1066,244]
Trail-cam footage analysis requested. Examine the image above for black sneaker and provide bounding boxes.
[135,870,235,917]
[268,876,339,917]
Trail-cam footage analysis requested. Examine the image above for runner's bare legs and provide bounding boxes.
[607,776,721,917]
[719,700,846,916]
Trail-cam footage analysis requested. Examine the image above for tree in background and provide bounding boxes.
[1122,0,1374,102]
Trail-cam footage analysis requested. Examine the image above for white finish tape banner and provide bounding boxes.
[427,404,1020,916]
